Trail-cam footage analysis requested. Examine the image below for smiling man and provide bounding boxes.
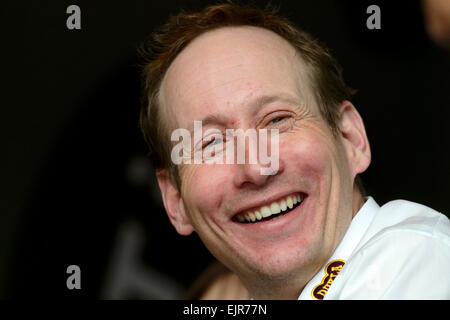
[139,3,450,299]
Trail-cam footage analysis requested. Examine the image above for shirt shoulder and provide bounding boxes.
[326,199,450,299]
[363,199,450,246]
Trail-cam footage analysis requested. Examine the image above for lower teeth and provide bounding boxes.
[270,213,284,221]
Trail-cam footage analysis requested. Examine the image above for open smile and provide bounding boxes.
[233,193,306,224]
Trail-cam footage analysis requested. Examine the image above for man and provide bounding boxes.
[139,3,450,299]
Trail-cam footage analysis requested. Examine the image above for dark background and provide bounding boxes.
[1,0,449,299]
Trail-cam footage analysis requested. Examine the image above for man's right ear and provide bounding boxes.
[156,169,194,235]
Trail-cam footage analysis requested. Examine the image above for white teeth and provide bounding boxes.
[270,203,280,214]
[235,193,304,223]
[286,196,293,209]
[280,200,287,212]
[261,206,271,218]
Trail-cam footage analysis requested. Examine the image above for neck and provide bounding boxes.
[248,279,304,300]
[245,261,322,300]
[352,187,366,218]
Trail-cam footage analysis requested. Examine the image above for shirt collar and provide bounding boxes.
[298,196,380,300]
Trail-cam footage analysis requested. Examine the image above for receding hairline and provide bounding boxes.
[157,25,318,134]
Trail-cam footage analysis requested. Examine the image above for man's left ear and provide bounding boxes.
[338,101,371,178]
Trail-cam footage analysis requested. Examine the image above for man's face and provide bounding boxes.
[159,27,361,288]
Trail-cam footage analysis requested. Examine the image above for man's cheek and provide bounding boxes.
[281,136,330,175]
[181,165,229,217]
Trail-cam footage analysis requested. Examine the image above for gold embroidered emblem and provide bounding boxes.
[312,259,345,300]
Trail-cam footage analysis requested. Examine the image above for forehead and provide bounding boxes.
[160,26,314,128]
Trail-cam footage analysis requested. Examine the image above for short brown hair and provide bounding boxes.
[139,2,359,190]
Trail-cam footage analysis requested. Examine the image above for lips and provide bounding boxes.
[233,193,305,223]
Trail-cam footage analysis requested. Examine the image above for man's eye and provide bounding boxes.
[266,114,294,132]
[270,116,286,124]
[204,137,222,149]
[271,117,283,123]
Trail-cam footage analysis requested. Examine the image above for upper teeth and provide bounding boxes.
[236,193,304,223]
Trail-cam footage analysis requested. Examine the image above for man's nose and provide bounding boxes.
[232,162,272,188]
[231,146,282,188]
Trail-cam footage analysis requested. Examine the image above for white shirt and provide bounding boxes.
[298,197,450,300]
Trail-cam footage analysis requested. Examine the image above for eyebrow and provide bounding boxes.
[188,93,302,133]
[187,114,229,134]
[250,93,301,110]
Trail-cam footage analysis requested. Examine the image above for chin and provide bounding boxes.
[240,237,320,282]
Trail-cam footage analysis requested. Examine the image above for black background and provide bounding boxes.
[1,0,449,299]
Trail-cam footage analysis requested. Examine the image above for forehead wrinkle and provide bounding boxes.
[186,91,310,135]
[161,25,319,132]
[166,26,298,93]
[162,39,246,111]
[192,93,303,131]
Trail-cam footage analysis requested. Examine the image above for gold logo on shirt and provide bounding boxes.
[312,259,346,300]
